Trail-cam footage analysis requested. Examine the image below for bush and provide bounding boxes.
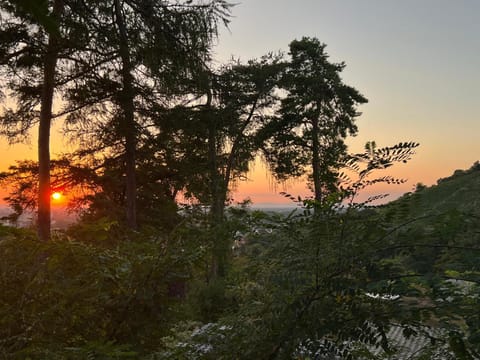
[0,225,189,357]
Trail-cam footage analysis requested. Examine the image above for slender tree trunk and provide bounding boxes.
[204,87,228,279]
[114,0,137,229]
[311,117,322,205]
[208,128,223,222]
[207,108,222,277]
[222,95,259,211]
[38,0,63,242]
[209,94,260,278]
[204,89,222,221]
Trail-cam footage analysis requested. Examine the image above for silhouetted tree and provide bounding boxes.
[260,37,368,205]
[62,0,231,229]
[205,56,284,276]
[206,55,284,221]
[0,0,69,241]
[1,0,231,234]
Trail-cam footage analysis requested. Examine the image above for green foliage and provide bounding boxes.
[2,3,479,356]
[0,224,200,358]
[396,161,480,216]
[2,161,480,359]
[0,0,233,234]
[150,157,480,360]
[260,37,368,202]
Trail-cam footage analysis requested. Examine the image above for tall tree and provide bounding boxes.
[148,56,282,277]
[38,0,64,241]
[0,0,67,241]
[206,55,284,221]
[113,0,137,228]
[1,0,231,233]
[210,56,283,277]
[260,37,368,204]
[62,0,231,229]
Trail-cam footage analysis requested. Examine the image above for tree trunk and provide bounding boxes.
[38,0,64,242]
[208,113,222,277]
[311,117,322,205]
[114,0,137,229]
[204,87,228,279]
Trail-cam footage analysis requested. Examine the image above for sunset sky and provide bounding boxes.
[1,0,479,206]
[216,0,480,204]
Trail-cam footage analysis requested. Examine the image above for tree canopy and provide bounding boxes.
[260,37,368,204]
[0,6,479,358]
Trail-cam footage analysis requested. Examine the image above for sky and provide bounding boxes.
[214,0,480,204]
[1,0,479,206]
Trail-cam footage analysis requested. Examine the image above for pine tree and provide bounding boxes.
[261,37,368,205]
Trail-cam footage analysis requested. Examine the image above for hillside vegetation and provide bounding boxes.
[1,163,479,359]
[0,1,478,357]
[392,162,480,217]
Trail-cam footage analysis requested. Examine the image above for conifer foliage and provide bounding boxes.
[260,37,368,204]
[0,3,479,358]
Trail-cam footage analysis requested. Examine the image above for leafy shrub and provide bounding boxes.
[0,225,192,357]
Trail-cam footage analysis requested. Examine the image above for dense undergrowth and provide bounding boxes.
[0,223,194,358]
[1,179,479,359]
[1,1,478,358]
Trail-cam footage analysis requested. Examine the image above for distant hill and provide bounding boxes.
[385,161,480,217]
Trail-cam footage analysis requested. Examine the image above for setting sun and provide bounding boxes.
[52,192,62,201]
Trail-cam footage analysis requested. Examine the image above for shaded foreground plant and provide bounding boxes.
[0,224,200,358]
[152,143,479,360]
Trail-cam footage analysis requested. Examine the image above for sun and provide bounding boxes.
[52,192,62,201]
